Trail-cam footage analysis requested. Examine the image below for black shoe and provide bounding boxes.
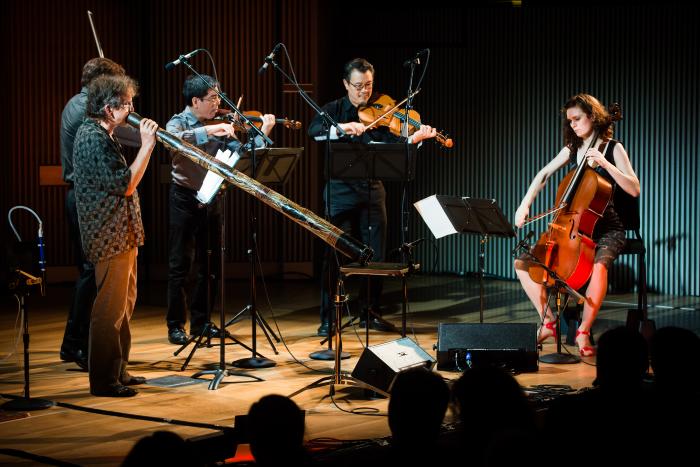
[60,348,88,370]
[168,328,189,345]
[360,317,394,332]
[190,324,223,339]
[91,384,138,397]
[317,321,329,337]
[121,375,147,386]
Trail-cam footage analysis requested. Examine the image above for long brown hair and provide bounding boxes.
[562,93,614,151]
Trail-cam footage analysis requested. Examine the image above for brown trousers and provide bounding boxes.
[88,248,138,391]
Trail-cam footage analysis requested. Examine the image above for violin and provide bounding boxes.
[213,109,301,131]
[524,103,622,290]
[357,94,453,148]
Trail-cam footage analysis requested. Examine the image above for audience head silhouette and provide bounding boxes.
[247,394,306,466]
[650,326,700,390]
[452,366,535,435]
[122,430,198,467]
[594,326,648,392]
[388,368,449,447]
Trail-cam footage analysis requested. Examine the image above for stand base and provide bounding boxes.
[539,352,581,364]
[174,322,260,372]
[231,357,276,369]
[192,368,263,390]
[1,397,54,411]
[287,372,389,399]
[309,349,350,361]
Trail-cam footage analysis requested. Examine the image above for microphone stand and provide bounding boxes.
[2,271,53,411]
[230,130,279,369]
[265,53,366,372]
[401,57,417,263]
[179,57,272,147]
[309,117,352,362]
[176,57,267,387]
[264,53,352,363]
[517,249,584,364]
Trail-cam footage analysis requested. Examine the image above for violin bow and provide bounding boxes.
[363,88,421,131]
[87,11,104,58]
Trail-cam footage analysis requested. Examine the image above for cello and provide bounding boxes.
[524,104,622,291]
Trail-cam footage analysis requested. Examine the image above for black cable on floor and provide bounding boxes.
[0,393,234,433]
[0,448,80,467]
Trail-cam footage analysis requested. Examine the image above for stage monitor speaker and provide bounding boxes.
[436,323,538,372]
[351,337,436,393]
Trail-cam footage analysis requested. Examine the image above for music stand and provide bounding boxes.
[330,142,417,326]
[309,143,417,360]
[228,146,303,369]
[234,147,303,184]
[328,142,417,182]
[414,195,516,323]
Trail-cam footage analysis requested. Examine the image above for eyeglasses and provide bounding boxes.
[120,101,134,111]
[349,81,373,91]
[201,94,221,103]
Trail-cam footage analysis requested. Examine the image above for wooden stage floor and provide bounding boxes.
[1,274,698,466]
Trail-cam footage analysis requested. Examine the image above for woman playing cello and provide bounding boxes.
[514,94,640,357]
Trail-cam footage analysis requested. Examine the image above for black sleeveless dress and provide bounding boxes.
[567,139,626,269]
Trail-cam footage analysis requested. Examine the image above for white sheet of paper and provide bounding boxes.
[196,149,240,204]
[414,194,457,239]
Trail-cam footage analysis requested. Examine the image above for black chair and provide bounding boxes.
[565,191,655,345]
[617,195,655,340]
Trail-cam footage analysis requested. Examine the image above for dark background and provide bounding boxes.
[3,1,698,296]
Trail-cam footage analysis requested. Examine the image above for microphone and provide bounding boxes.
[37,224,46,296]
[511,231,535,256]
[258,43,282,75]
[399,237,425,254]
[37,224,46,273]
[165,49,203,71]
[403,49,429,68]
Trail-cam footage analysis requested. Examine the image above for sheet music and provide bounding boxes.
[196,149,240,204]
[414,195,457,239]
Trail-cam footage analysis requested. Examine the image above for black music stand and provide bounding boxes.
[228,146,302,369]
[190,185,263,390]
[328,142,417,182]
[309,143,417,361]
[234,147,303,185]
[414,195,515,323]
[332,142,416,325]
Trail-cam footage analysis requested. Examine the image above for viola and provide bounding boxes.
[524,104,622,290]
[357,94,453,148]
[214,109,301,131]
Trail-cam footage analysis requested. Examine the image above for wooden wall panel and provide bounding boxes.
[4,3,698,296]
[4,0,320,281]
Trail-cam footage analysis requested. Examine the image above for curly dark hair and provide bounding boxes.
[86,74,138,120]
[562,93,614,151]
[80,57,126,87]
[343,58,374,82]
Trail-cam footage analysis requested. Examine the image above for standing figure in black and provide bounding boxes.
[165,75,275,345]
[308,58,436,337]
[59,57,140,369]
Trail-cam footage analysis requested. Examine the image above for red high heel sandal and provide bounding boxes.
[575,329,595,357]
[537,321,557,344]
